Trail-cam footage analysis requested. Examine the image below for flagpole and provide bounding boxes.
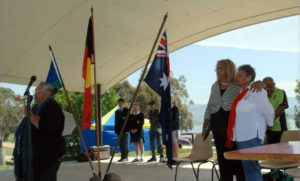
[103,12,168,179]
[48,45,97,177]
[91,7,102,179]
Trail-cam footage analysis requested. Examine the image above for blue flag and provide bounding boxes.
[145,30,173,167]
[46,50,63,91]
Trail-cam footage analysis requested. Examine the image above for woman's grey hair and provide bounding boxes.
[39,81,55,96]
[238,64,256,82]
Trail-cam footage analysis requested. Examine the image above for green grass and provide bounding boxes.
[0,165,13,170]
[115,148,194,157]
[6,134,15,143]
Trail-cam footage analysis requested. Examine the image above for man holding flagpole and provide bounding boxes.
[144,30,173,167]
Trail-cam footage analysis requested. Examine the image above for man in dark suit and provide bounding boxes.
[114,98,129,162]
[171,99,180,160]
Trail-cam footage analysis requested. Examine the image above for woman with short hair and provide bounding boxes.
[226,64,274,181]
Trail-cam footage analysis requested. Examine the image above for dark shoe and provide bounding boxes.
[147,157,157,162]
[132,158,139,162]
[139,158,143,162]
[118,158,128,162]
[167,160,177,165]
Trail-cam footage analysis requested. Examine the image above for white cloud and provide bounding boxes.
[195,15,300,52]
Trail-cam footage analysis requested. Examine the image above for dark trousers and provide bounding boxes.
[34,160,61,181]
[149,128,163,157]
[119,133,129,159]
[211,109,245,181]
[266,130,283,144]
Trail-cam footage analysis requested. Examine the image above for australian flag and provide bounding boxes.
[145,30,173,168]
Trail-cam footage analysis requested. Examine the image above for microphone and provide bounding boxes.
[24,75,37,96]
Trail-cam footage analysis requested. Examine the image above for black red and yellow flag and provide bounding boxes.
[81,17,94,130]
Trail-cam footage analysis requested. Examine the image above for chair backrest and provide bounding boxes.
[189,133,213,160]
[280,130,300,142]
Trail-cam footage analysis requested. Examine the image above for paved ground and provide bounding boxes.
[1,156,220,181]
[1,154,299,181]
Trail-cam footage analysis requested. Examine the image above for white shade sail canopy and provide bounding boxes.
[1,0,299,93]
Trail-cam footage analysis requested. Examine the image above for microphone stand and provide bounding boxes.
[24,92,33,181]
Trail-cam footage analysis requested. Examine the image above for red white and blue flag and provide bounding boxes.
[144,30,172,167]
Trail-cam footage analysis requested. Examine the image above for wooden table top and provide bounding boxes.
[224,141,300,162]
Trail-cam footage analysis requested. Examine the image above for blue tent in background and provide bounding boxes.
[80,106,151,153]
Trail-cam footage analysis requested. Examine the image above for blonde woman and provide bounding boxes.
[202,59,245,181]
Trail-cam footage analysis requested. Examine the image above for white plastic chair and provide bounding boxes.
[173,133,219,181]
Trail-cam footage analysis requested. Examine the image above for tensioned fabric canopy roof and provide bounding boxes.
[1,0,299,93]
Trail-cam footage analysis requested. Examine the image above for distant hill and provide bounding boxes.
[188,104,207,126]
[188,97,299,127]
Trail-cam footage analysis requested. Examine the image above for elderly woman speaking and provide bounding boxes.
[226,64,274,181]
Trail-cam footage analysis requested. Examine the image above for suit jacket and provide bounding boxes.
[31,99,66,173]
[129,112,144,130]
[114,107,129,134]
[129,112,144,137]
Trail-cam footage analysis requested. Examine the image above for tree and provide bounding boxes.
[101,89,119,115]
[112,75,194,131]
[112,80,135,105]
[54,89,120,160]
[294,80,300,128]
[0,87,23,141]
[112,80,160,114]
[170,75,194,131]
[55,91,84,122]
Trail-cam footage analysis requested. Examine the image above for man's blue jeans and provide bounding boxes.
[236,137,263,181]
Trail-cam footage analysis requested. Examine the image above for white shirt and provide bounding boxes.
[233,88,274,142]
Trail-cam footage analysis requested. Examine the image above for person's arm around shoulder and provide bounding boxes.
[250,80,263,92]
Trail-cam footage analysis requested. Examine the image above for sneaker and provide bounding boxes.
[132,158,139,162]
[139,158,143,162]
[159,157,166,163]
[147,157,157,162]
[121,158,128,162]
